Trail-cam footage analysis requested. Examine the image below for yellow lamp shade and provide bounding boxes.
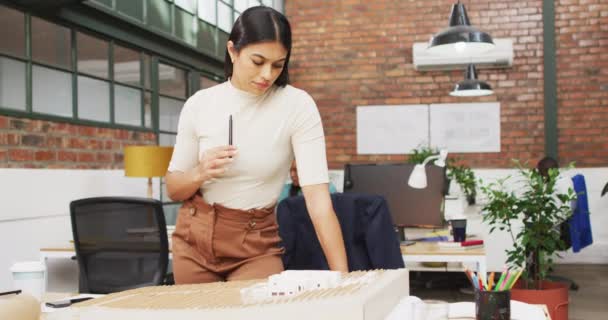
[124,146,174,178]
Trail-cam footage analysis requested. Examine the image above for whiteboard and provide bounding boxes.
[357,105,429,154]
[429,102,500,153]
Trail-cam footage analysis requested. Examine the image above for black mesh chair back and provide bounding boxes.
[70,197,169,294]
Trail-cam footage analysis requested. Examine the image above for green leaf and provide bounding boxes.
[479,160,577,285]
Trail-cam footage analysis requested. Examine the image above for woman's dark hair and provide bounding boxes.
[224,6,291,87]
[537,156,559,179]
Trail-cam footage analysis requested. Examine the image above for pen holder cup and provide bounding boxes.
[475,290,510,320]
[450,219,467,242]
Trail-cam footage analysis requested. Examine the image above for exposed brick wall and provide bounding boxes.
[556,0,608,166]
[286,0,607,169]
[0,115,156,169]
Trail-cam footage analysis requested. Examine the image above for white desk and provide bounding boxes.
[401,242,487,276]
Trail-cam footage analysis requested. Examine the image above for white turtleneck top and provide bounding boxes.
[168,80,329,210]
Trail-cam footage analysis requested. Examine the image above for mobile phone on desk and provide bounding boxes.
[45,297,93,308]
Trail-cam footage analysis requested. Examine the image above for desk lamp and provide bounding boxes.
[124,146,173,198]
[408,149,448,189]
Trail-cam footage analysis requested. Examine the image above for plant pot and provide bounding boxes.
[511,280,569,320]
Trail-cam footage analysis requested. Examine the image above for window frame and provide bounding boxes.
[1,2,231,222]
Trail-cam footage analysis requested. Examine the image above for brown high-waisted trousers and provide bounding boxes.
[172,193,284,284]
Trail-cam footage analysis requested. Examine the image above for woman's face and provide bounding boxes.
[228,40,287,95]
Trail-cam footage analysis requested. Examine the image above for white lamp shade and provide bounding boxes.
[408,164,428,189]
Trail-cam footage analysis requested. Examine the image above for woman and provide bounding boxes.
[166,6,347,284]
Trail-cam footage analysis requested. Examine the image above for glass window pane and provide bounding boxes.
[249,0,262,7]
[218,1,232,32]
[198,0,216,24]
[175,6,197,46]
[114,44,140,86]
[115,84,141,126]
[31,17,72,69]
[199,76,218,89]
[197,20,216,55]
[148,0,172,34]
[77,32,108,78]
[32,65,72,117]
[116,0,143,21]
[235,0,248,12]
[0,5,25,57]
[0,57,26,110]
[175,0,196,14]
[217,31,229,58]
[143,53,151,89]
[78,76,110,122]
[144,91,152,128]
[262,0,272,6]
[159,96,183,132]
[159,133,176,146]
[159,63,187,98]
[92,0,113,8]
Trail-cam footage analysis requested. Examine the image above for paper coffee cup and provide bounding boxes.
[10,261,46,301]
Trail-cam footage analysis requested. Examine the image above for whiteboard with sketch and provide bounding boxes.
[356,102,500,154]
[430,102,501,153]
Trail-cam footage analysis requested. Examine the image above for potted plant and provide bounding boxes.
[408,145,440,165]
[480,161,575,320]
[448,164,477,205]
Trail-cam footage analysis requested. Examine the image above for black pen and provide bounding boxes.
[0,290,21,296]
[229,114,233,146]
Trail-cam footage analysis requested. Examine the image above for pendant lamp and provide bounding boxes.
[450,64,493,97]
[427,1,495,56]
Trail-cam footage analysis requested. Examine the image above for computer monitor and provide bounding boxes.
[343,163,446,229]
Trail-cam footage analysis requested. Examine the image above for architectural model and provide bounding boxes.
[49,269,409,320]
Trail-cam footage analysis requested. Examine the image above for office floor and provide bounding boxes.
[410,264,608,320]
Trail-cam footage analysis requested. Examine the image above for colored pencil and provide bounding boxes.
[506,269,524,290]
[488,272,495,291]
[471,273,479,290]
[464,268,474,284]
[478,272,486,290]
[494,269,508,291]
[499,270,511,291]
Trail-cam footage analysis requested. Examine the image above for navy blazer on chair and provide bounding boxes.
[277,192,404,271]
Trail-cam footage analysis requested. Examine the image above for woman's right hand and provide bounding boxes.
[191,145,238,183]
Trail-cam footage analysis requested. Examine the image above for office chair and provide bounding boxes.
[70,197,170,294]
[277,193,404,271]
